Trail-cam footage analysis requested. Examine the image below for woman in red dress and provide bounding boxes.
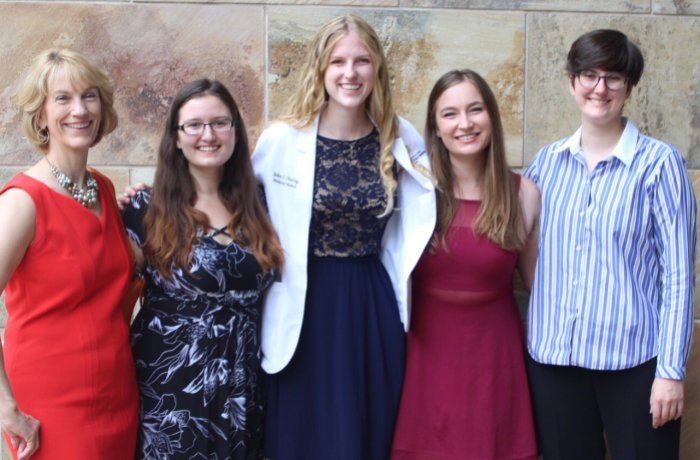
[390,69,540,460]
[0,49,138,459]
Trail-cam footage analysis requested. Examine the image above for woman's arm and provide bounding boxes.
[516,176,541,291]
[127,239,145,273]
[649,149,697,428]
[0,188,40,459]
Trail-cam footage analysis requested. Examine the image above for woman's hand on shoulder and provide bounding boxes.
[117,183,148,210]
[0,405,40,459]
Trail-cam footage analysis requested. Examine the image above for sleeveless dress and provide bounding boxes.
[123,190,274,460]
[0,172,139,459]
[264,131,406,460]
[390,183,538,460]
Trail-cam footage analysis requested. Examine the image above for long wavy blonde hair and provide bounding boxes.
[280,14,398,216]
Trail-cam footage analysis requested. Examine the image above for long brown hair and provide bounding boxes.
[280,14,399,216]
[426,69,524,251]
[144,79,283,277]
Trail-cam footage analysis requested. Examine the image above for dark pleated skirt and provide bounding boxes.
[264,255,406,460]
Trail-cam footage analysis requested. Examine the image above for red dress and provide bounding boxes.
[390,196,538,460]
[1,172,138,459]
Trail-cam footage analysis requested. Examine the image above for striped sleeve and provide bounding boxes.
[649,146,696,379]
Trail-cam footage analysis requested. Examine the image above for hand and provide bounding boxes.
[649,377,684,428]
[1,408,40,459]
[116,183,147,210]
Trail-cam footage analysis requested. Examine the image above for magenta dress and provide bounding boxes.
[390,191,538,460]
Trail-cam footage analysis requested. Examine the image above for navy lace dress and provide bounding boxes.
[123,190,274,460]
[264,131,406,460]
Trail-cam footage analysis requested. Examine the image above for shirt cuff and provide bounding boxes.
[655,363,686,381]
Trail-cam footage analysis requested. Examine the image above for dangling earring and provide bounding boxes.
[39,128,49,145]
[35,115,49,145]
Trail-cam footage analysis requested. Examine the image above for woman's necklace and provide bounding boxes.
[46,158,98,207]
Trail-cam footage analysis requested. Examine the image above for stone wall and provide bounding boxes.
[0,1,699,459]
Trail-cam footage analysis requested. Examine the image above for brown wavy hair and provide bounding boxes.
[280,14,399,216]
[144,79,284,277]
[426,69,524,251]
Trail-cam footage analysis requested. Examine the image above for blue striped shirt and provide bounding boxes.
[524,119,696,380]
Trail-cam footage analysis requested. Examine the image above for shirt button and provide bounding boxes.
[573,280,578,286]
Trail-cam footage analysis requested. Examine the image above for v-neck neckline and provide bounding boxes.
[19,172,105,225]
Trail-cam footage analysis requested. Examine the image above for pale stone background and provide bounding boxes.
[0,0,698,458]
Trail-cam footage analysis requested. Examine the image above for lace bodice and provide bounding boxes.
[309,130,395,257]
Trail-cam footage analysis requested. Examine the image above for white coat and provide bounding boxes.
[252,115,436,374]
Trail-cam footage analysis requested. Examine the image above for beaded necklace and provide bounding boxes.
[46,158,99,207]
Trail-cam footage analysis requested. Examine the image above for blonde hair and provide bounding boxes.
[17,48,118,153]
[281,15,399,216]
[426,69,524,251]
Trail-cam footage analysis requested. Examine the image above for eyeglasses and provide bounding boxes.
[178,118,235,136]
[577,70,627,91]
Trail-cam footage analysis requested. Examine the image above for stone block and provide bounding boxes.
[400,0,649,12]
[653,0,700,15]
[0,167,26,187]
[267,7,526,166]
[139,0,399,4]
[525,13,700,168]
[94,167,130,195]
[130,167,157,188]
[0,3,265,168]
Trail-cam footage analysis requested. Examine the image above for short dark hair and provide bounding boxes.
[566,29,644,88]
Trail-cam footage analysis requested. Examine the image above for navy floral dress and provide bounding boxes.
[123,190,273,460]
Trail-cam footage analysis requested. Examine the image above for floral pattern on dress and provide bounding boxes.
[123,190,273,460]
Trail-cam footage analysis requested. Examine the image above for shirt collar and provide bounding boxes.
[554,118,639,167]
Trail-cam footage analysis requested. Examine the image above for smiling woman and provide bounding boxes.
[40,77,102,155]
[524,29,696,460]
[433,80,493,172]
[121,79,284,460]
[0,48,138,459]
[252,14,436,460]
[390,69,539,460]
[175,95,237,172]
[322,31,375,116]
